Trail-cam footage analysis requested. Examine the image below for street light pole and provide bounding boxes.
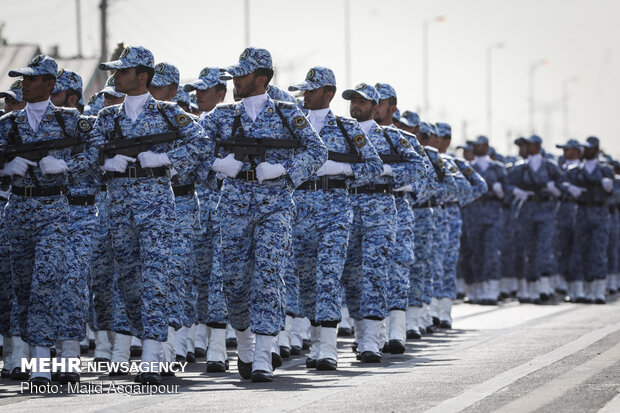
[422,15,445,116]
[529,59,547,134]
[486,42,504,138]
[244,0,250,47]
[344,0,351,89]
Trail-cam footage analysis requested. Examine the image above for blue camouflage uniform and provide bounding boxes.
[288,68,382,326]
[507,135,563,292]
[89,46,213,342]
[200,49,327,336]
[341,84,427,322]
[0,55,95,348]
[186,67,232,328]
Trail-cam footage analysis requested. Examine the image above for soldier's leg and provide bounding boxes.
[408,208,434,338]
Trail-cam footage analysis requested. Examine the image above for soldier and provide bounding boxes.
[508,135,563,304]
[48,68,100,383]
[0,55,95,385]
[201,47,327,382]
[287,67,381,370]
[0,80,26,112]
[187,66,232,373]
[466,135,506,304]
[341,83,426,362]
[427,123,475,328]
[90,45,213,385]
[374,85,432,353]
[554,139,583,302]
[564,137,614,304]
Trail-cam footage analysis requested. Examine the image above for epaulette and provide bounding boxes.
[399,129,417,139]
[99,104,120,116]
[274,101,295,110]
[514,159,526,166]
[490,159,505,168]
[335,115,356,125]
[54,106,79,115]
[156,100,177,111]
[424,145,439,154]
[454,156,468,163]
[215,103,236,110]
[546,158,559,167]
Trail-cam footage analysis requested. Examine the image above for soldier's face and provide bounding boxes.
[399,124,416,134]
[583,147,598,160]
[4,96,26,112]
[50,90,79,108]
[21,75,55,103]
[103,93,124,107]
[233,73,261,98]
[563,147,581,161]
[349,94,375,122]
[303,87,331,110]
[526,142,540,156]
[196,86,225,112]
[374,99,395,125]
[113,68,143,95]
[149,84,177,102]
[473,143,488,157]
[463,149,474,161]
[518,144,528,158]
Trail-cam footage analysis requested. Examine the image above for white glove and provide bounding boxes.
[211,154,243,178]
[256,162,287,183]
[381,164,393,176]
[103,154,136,173]
[394,184,413,192]
[0,156,37,177]
[567,184,586,199]
[602,177,614,193]
[492,182,504,199]
[513,187,534,203]
[0,189,10,199]
[39,155,69,175]
[316,160,354,177]
[545,181,562,197]
[137,151,172,168]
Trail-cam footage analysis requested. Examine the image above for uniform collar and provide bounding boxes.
[307,107,330,132]
[358,119,376,134]
[122,92,151,121]
[584,158,599,174]
[242,92,269,121]
[25,99,52,132]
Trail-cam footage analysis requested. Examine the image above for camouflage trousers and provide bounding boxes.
[409,206,434,307]
[466,201,503,283]
[57,203,97,341]
[574,206,610,282]
[107,178,175,341]
[388,196,414,311]
[169,193,200,328]
[516,201,556,281]
[342,193,396,321]
[555,202,578,281]
[293,189,352,324]
[0,203,12,336]
[6,194,68,347]
[195,189,229,326]
[431,205,448,298]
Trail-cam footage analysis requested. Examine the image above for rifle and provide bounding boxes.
[380,154,405,164]
[98,131,180,164]
[0,136,85,168]
[215,138,302,163]
[328,151,362,163]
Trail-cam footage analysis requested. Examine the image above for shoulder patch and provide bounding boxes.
[353,134,367,148]
[449,166,458,174]
[16,115,25,123]
[293,116,308,130]
[399,137,412,148]
[77,118,93,133]
[275,101,295,110]
[176,113,191,127]
[464,167,474,177]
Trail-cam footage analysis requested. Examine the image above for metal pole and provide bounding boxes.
[99,0,107,62]
[76,0,83,58]
[422,19,429,115]
[244,0,250,47]
[562,80,568,138]
[529,64,536,134]
[486,46,492,136]
[344,0,351,88]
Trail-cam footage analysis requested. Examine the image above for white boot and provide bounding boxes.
[2,334,13,372]
[141,339,162,373]
[574,281,585,301]
[422,303,433,327]
[60,340,81,373]
[291,317,305,349]
[280,315,293,350]
[161,327,176,363]
[406,306,421,333]
[358,319,382,354]
[457,278,466,296]
[207,327,227,363]
[379,319,388,349]
[111,333,132,363]
[174,326,188,358]
[539,276,552,296]
[488,280,500,302]
[317,327,338,368]
[94,330,113,360]
[594,279,607,303]
[528,280,541,302]
[354,319,364,346]
[387,310,406,353]
[585,281,595,302]
[234,328,255,364]
[195,323,207,351]
[307,325,321,361]
[29,345,52,380]
[252,334,273,373]
[438,298,453,327]
[12,336,30,373]
[272,333,280,355]
[339,307,352,330]
[517,278,529,301]
[609,274,619,292]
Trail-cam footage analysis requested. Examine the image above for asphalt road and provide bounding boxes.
[1,295,619,413]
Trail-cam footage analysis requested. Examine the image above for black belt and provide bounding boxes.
[577,201,607,208]
[12,185,67,198]
[413,201,432,209]
[235,170,256,182]
[110,166,170,178]
[68,194,96,205]
[393,191,407,198]
[349,184,393,195]
[430,202,446,209]
[527,193,554,203]
[446,201,459,207]
[297,179,348,191]
[173,184,195,197]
